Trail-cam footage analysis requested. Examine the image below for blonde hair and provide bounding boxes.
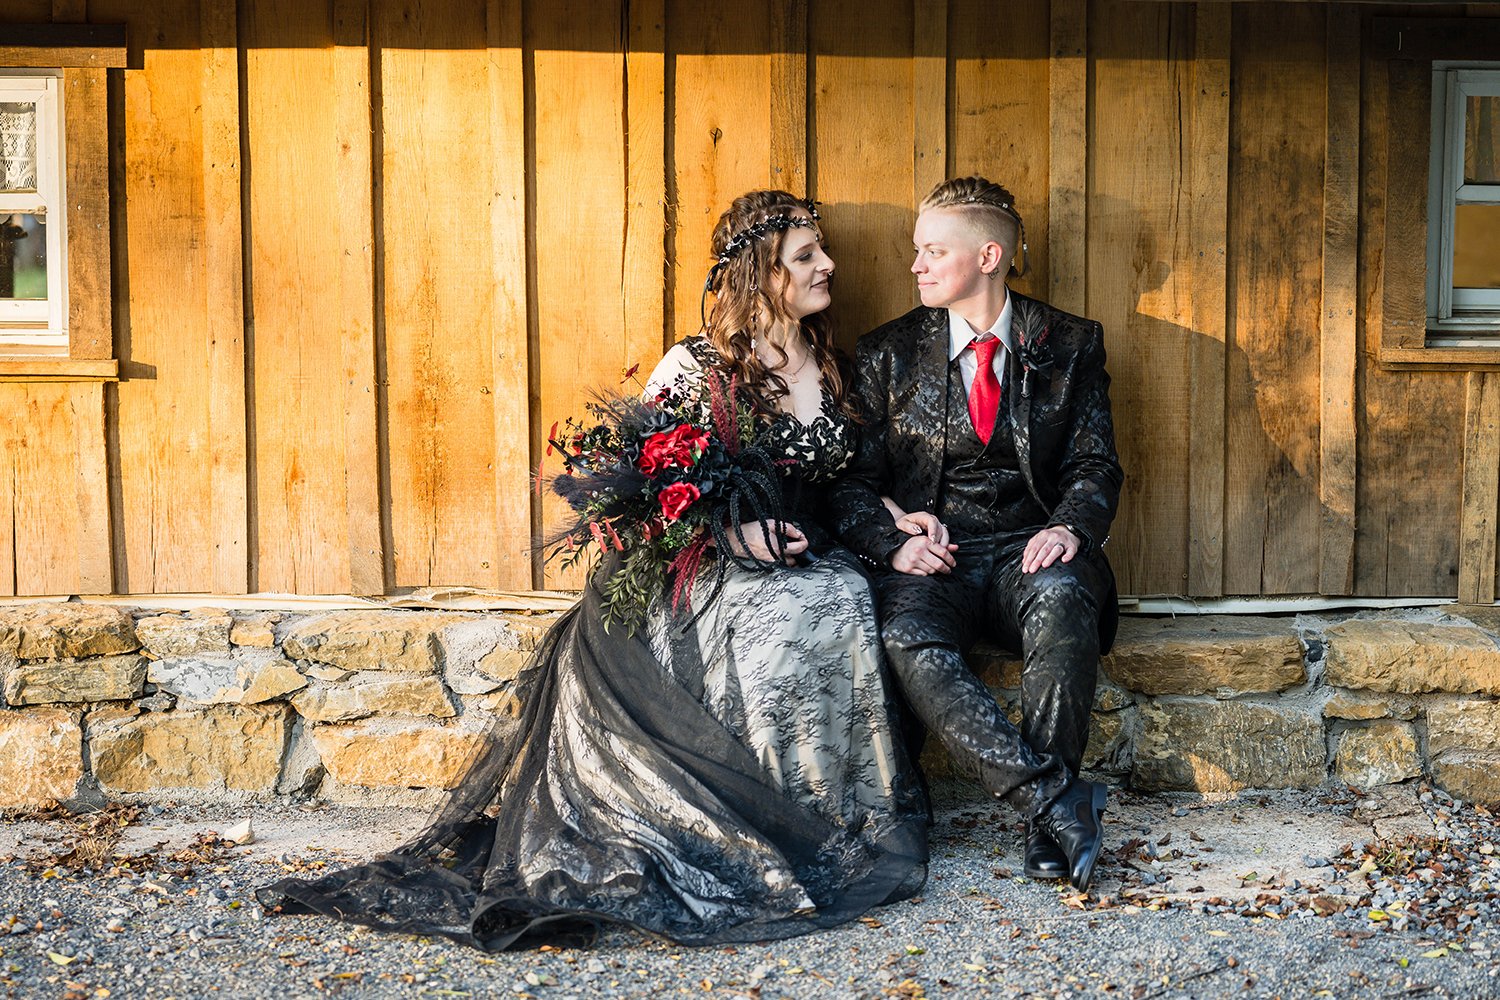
[920,176,1027,277]
[703,190,849,415]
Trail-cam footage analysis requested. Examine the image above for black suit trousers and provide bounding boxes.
[874,534,1111,816]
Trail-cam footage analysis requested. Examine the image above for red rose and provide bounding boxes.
[666,424,711,463]
[639,431,677,474]
[658,482,701,521]
[639,424,711,474]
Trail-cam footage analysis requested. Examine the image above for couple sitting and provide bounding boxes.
[259,176,1123,950]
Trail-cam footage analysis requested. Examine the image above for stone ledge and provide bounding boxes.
[1,602,1498,809]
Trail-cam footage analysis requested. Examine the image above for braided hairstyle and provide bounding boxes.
[919,176,1029,278]
[703,190,851,416]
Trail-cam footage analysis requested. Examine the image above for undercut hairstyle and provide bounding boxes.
[703,190,851,415]
[920,176,1025,277]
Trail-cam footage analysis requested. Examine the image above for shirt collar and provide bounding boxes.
[946,293,1015,361]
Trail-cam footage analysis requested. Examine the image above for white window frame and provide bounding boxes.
[0,70,66,349]
[1427,63,1500,346]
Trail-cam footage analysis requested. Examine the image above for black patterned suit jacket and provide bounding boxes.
[829,292,1125,641]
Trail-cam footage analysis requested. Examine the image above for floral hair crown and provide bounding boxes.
[701,200,822,323]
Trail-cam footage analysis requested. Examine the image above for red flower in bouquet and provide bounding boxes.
[639,424,710,474]
[658,481,701,521]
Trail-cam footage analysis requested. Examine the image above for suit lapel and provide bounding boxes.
[891,307,950,509]
[1007,291,1043,504]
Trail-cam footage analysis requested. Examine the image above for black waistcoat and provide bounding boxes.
[938,359,1051,540]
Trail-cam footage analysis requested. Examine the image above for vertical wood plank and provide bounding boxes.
[100,0,214,593]
[1089,1,1194,596]
[201,0,248,593]
[0,385,17,595]
[335,0,383,595]
[625,0,667,364]
[770,0,807,195]
[71,381,111,592]
[1048,0,1086,316]
[13,386,80,594]
[1187,2,1229,597]
[1224,3,1324,596]
[812,0,915,347]
[487,0,532,590]
[530,0,628,588]
[378,0,505,589]
[1319,5,1360,596]
[1382,60,1429,352]
[1356,43,1465,597]
[245,0,382,595]
[63,68,112,360]
[668,0,773,344]
[1458,372,1500,604]
[912,0,946,210]
[949,0,1050,301]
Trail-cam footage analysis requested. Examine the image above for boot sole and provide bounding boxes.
[1070,783,1110,891]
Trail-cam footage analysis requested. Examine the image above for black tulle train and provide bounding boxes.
[256,575,928,950]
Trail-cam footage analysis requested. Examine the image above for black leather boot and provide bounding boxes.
[1034,779,1108,890]
[1022,821,1069,879]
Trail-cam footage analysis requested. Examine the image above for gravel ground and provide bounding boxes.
[2,782,1498,999]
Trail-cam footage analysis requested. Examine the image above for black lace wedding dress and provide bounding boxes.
[257,338,928,950]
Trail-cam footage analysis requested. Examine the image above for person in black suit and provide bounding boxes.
[830,176,1124,891]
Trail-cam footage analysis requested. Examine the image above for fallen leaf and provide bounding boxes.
[46,952,75,966]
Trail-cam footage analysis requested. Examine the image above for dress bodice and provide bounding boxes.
[680,337,855,485]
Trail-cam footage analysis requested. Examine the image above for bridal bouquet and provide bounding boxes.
[545,367,788,633]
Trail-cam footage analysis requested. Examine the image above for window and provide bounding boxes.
[0,71,66,349]
[1427,63,1500,346]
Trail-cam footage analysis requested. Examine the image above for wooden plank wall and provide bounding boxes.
[1,0,1498,601]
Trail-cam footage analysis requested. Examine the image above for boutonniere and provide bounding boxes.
[1018,325,1054,397]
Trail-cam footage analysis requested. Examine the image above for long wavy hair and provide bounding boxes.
[702,190,850,416]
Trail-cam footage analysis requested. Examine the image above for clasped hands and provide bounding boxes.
[891,512,1080,577]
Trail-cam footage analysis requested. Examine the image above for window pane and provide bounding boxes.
[0,212,45,300]
[1453,203,1500,289]
[0,102,37,192]
[1466,95,1499,185]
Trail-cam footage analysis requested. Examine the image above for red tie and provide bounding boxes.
[968,336,1002,444]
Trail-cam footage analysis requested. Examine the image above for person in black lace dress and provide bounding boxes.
[256,191,929,950]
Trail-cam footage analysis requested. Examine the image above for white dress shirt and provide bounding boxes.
[947,294,1015,396]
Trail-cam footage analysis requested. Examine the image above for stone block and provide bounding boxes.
[1439,604,1500,637]
[134,614,233,658]
[476,647,531,682]
[0,604,138,659]
[1132,699,1325,793]
[4,655,147,706]
[1324,619,1500,694]
[238,660,308,704]
[89,704,291,793]
[1322,691,1417,721]
[443,618,533,688]
[147,653,306,706]
[0,708,82,808]
[309,720,486,789]
[1431,753,1500,805]
[1426,698,1500,756]
[1081,709,1133,773]
[282,611,466,674]
[1103,616,1305,696]
[229,612,280,648]
[290,673,455,723]
[1333,721,1421,788]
